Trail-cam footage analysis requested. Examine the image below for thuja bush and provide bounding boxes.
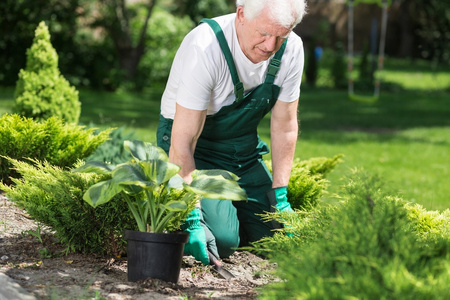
[0,113,111,185]
[257,170,450,299]
[266,154,343,210]
[0,159,135,256]
[14,21,81,123]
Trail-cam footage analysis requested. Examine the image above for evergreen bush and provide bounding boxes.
[257,169,450,299]
[0,113,111,185]
[266,154,343,210]
[0,159,135,256]
[14,21,81,123]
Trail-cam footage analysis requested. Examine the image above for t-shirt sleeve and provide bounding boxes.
[175,38,215,111]
[277,35,304,102]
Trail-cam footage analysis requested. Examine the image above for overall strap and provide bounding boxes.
[200,18,244,101]
[264,39,287,84]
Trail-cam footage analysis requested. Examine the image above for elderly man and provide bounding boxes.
[157,0,307,265]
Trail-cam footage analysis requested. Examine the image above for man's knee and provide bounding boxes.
[215,231,240,258]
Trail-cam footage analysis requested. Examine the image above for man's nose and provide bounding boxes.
[264,36,278,52]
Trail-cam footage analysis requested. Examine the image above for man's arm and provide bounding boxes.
[169,103,207,184]
[270,99,299,188]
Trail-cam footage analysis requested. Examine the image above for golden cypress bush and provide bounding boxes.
[258,170,450,299]
[0,113,111,185]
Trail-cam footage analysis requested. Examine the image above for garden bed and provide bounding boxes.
[0,195,276,299]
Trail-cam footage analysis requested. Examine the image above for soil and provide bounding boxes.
[0,194,277,300]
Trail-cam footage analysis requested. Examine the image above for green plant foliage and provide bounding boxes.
[266,154,343,210]
[75,140,247,233]
[405,203,450,245]
[14,21,81,123]
[0,113,112,185]
[0,159,135,256]
[135,8,194,88]
[86,126,136,164]
[170,0,234,24]
[257,169,450,299]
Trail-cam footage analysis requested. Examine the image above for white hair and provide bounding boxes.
[236,0,307,28]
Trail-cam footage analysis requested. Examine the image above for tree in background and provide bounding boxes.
[330,41,347,89]
[0,0,83,87]
[170,0,234,23]
[409,0,450,66]
[14,22,80,123]
[89,0,156,84]
[305,39,318,87]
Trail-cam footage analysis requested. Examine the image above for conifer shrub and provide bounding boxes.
[0,113,111,185]
[0,159,135,256]
[256,170,450,299]
[266,154,343,210]
[14,21,81,123]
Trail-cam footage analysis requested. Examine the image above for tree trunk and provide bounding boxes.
[103,0,157,81]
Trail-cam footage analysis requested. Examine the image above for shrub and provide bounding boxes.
[257,169,450,299]
[0,113,111,185]
[14,21,81,123]
[0,159,135,256]
[266,154,343,210]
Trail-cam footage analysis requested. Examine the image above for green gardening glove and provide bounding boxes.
[182,208,219,265]
[267,186,293,230]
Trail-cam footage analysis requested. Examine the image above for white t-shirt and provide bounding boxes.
[160,13,304,119]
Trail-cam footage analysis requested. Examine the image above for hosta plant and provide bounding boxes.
[73,140,247,233]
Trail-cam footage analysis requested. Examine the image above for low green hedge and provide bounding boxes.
[0,113,111,185]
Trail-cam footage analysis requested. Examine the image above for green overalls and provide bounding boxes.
[157,18,287,258]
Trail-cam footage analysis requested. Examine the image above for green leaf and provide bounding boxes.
[140,160,181,185]
[192,169,240,181]
[123,140,169,162]
[187,175,247,201]
[83,179,123,207]
[112,163,155,189]
[161,200,188,212]
[72,161,116,174]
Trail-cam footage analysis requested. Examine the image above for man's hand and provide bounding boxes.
[182,208,219,265]
[267,186,293,230]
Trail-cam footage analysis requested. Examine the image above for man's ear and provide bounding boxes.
[236,5,245,24]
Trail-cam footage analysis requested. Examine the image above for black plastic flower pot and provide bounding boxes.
[124,229,189,283]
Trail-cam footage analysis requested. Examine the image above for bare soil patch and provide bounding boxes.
[0,194,276,299]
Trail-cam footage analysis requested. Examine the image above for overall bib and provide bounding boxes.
[157,18,287,257]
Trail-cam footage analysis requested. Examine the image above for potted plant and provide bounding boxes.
[73,140,246,283]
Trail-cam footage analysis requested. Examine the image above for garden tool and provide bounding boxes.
[208,251,234,280]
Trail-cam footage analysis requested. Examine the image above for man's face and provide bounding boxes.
[236,6,292,64]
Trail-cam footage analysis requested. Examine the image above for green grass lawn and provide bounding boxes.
[1,58,449,211]
[289,88,450,211]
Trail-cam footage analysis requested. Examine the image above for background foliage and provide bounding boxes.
[14,21,81,123]
[1,0,448,91]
